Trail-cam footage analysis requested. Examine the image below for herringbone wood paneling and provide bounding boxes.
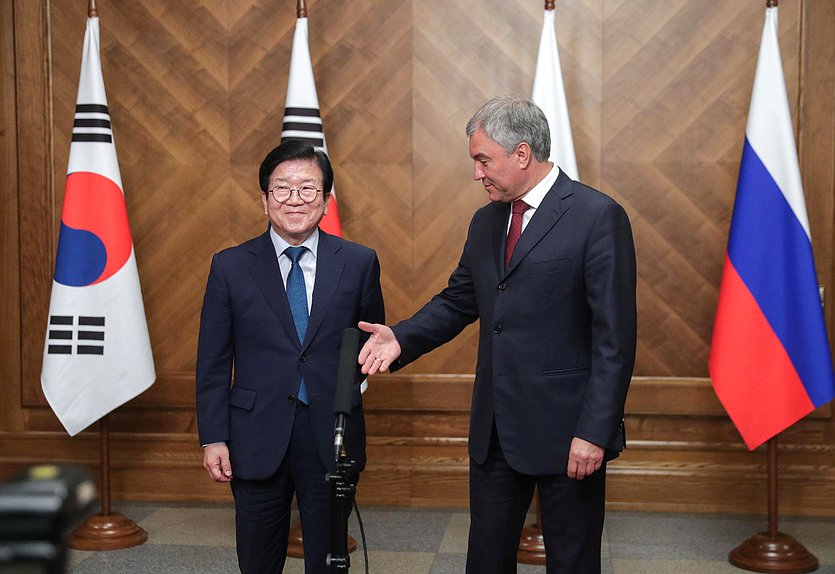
[603,0,802,377]
[5,0,835,513]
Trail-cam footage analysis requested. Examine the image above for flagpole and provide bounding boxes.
[721,0,821,571]
[100,414,110,516]
[768,436,778,538]
[66,415,148,550]
[284,0,307,560]
[283,2,356,561]
[517,0,558,565]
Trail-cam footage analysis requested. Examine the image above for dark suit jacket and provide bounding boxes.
[392,171,637,475]
[195,229,385,480]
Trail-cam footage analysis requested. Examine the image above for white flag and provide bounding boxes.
[40,16,155,437]
[532,8,579,180]
[281,15,342,236]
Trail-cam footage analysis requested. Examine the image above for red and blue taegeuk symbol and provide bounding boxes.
[54,172,133,287]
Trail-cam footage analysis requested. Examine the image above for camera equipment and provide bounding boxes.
[0,465,96,574]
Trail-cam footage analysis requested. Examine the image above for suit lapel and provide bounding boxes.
[492,202,511,279]
[502,171,573,279]
[248,230,301,347]
[304,231,344,351]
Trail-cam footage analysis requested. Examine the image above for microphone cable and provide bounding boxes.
[353,497,370,574]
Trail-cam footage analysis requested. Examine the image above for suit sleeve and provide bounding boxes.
[574,201,637,451]
[391,222,480,368]
[359,250,386,351]
[195,253,234,446]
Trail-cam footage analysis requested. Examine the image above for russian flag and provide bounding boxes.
[709,5,835,450]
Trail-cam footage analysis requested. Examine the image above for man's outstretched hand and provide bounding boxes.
[358,321,402,375]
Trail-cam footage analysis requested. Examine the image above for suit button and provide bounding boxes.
[493,325,502,334]
[498,282,507,290]
[288,395,296,404]
[299,355,308,363]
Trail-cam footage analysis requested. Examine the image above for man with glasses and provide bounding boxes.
[196,139,385,573]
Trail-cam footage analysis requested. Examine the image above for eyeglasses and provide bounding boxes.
[268,185,323,204]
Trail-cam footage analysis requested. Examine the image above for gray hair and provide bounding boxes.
[465,96,551,162]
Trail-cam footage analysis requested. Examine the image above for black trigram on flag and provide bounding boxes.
[72,103,113,144]
[281,107,324,149]
[47,315,105,355]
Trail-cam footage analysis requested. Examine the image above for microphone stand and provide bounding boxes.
[327,423,359,572]
[327,328,361,572]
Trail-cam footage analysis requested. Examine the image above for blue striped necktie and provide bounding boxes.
[284,246,309,404]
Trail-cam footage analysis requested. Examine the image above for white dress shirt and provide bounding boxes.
[507,164,561,233]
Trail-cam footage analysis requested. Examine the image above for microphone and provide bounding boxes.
[333,328,359,462]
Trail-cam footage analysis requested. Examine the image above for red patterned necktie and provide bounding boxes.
[505,199,530,269]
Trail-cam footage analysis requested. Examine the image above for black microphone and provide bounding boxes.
[333,328,359,462]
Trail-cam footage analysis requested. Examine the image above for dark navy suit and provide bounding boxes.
[392,171,637,573]
[196,229,385,573]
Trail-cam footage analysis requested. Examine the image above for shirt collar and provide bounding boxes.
[518,164,560,210]
[269,226,319,260]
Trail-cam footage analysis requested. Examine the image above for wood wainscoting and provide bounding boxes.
[1,374,834,515]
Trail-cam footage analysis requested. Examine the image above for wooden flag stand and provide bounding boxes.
[67,415,147,551]
[64,0,148,551]
[729,437,817,573]
[729,6,822,573]
[285,0,357,560]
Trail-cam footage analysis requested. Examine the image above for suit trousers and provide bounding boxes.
[231,402,331,574]
[466,424,606,574]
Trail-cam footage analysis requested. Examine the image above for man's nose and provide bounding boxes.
[286,189,305,204]
[473,163,484,181]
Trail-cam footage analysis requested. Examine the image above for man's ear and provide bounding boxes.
[515,142,532,169]
[322,192,332,215]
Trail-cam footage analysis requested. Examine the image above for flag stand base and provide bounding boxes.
[727,438,819,573]
[287,520,357,558]
[517,523,546,564]
[729,532,818,573]
[66,417,147,551]
[517,490,546,565]
[67,512,148,551]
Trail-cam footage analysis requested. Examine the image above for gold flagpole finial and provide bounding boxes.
[297,0,307,18]
[88,0,98,18]
[766,0,778,7]
[545,0,555,9]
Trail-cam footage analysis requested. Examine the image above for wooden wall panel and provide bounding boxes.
[800,0,835,351]
[1,0,22,432]
[2,0,835,516]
